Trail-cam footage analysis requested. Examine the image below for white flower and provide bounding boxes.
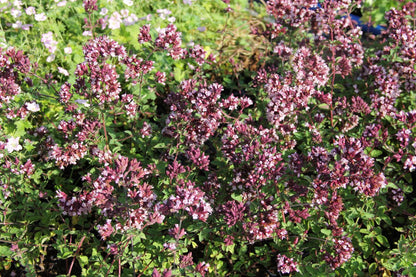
[123,0,133,6]
[156,9,171,20]
[64,47,72,54]
[42,31,54,41]
[123,14,138,26]
[41,32,58,53]
[35,13,47,21]
[25,7,36,16]
[26,101,40,112]
[46,54,55,62]
[108,12,122,30]
[58,67,69,76]
[11,21,22,29]
[6,137,22,153]
[100,8,108,15]
[75,99,90,107]
[13,0,22,7]
[22,24,32,30]
[57,1,67,7]
[120,9,129,18]
[10,8,22,18]
[82,30,93,37]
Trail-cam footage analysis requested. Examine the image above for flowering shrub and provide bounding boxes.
[0,0,416,276]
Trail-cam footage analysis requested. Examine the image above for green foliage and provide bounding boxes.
[1,0,416,276]
[361,0,402,25]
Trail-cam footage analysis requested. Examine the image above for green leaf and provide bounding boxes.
[132,231,146,244]
[231,193,242,202]
[222,243,235,254]
[153,142,166,149]
[386,182,399,189]
[293,131,305,140]
[403,267,416,276]
[0,245,13,256]
[198,228,211,242]
[318,103,330,110]
[369,149,383,158]
[361,212,375,220]
[14,119,33,137]
[333,83,345,90]
[376,235,389,247]
[23,141,36,152]
[174,66,186,82]
[60,251,73,259]
[78,255,88,267]
[210,250,224,259]
[368,262,377,275]
[320,229,331,236]
[233,261,245,271]
[124,130,133,136]
[141,87,157,101]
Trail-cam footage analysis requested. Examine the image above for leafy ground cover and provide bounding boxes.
[1,0,416,276]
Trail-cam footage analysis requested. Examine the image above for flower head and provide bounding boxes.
[25,6,36,15]
[6,137,22,153]
[26,101,40,112]
[277,254,299,274]
[35,13,47,21]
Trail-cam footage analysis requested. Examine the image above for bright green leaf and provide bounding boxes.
[231,193,242,202]
[78,255,88,266]
[376,235,390,247]
[0,245,13,256]
[320,229,332,236]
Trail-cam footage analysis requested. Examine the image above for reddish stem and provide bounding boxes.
[67,235,86,277]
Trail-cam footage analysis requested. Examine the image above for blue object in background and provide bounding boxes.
[310,2,386,35]
[349,14,386,35]
[255,1,387,35]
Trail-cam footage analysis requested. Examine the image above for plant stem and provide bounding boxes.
[101,111,110,152]
[67,235,86,277]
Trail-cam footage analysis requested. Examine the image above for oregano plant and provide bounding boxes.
[0,0,415,276]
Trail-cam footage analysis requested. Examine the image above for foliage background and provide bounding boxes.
[0,0,416,276]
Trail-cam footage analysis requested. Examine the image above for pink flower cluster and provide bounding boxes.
[3,1,412,273]
[162,179,212,222]
[75,36,126,105]
[57,154,165,237]
[0,48,32,109]
[155,24,185,60]
[164,80,224,146]
[276,254,299,274]
[324,237,354,270]
[332,136,387,196]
